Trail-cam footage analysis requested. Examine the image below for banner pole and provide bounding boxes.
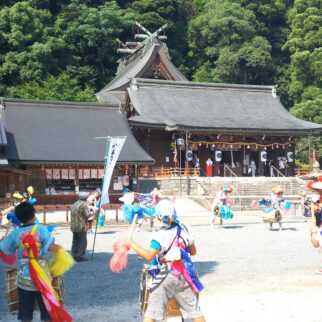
[91,138,110,259]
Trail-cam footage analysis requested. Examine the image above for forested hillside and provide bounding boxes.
[0,0,321,158]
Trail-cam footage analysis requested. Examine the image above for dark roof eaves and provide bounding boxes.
[133,78,274,92]
[11,160,155,165]
[3,97,118,110]
[128,121,322,135]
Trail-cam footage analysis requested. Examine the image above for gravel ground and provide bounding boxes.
[0,200,321,322]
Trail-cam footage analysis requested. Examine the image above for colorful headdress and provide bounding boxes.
[12,193,23,200]
[27,186,34,195]
[311,182,322,190]
[223,185,233,192]
[155,199,178,226]
[272,186,283,194]
[119,192,135,205]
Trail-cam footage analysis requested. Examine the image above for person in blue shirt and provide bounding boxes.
[0,202,61,322]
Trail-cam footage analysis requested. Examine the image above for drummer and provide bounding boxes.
[126,199,206,322]
[210,185,233,227]
[0,202,69,322]
[310,194,322,245]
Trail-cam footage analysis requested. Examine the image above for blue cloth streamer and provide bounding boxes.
[281,201,291,209]
[122,205,155,223]
[47,224,57,233]
[7,212,21,228]
[98,212,105,227]
[180,249,204,292]
[220,206,233,220]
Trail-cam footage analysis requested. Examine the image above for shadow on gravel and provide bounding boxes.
[270,227,297,232]
[194,261,218,277]
[0,252,217,315]
[95,231,118,235]
[62,253,218,309]
[222,225,243,229]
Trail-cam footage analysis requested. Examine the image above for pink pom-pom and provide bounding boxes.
[0,250,17,267]
[110,241,131,273]
[250,200,258,208]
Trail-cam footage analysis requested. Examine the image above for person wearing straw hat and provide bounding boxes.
[126,199,206,322]
[306,176,322,274]
[309,195,322,274]
[265,186,285,231]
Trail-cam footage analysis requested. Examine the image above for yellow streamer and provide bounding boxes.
[24,225,59,299]
[49,248,75,278]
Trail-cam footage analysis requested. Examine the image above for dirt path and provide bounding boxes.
[0,203,321,322]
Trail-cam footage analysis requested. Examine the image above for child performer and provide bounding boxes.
[126,199,206,322]
[210,185,233,226]
[307,177,322,263]
[0,202,73,322]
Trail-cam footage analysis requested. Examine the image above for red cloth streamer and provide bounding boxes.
[0,250,17,266]
[22,234,73,322]
[306,180,315,189]
[250,200,258,208]
[110,241,131,273]
[29,264,73,322]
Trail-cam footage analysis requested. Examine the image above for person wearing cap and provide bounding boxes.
[210,185,233,227]
[126,199,206,322]
[86,191,101,232]
[70,192,90,262]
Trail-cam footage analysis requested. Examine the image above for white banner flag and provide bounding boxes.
[101,137,126,205]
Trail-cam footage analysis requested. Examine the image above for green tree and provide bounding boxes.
[285,0,322,164]
[0,2,57,85]
[189,0,273,84]
[56,0,135,90]
[235,0,294,108]
[7,72,96,101]
[284,0,322,122]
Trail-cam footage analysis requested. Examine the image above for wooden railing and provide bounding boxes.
[139,166,200,178]
[295,168,311,176]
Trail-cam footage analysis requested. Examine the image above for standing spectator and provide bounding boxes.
[250,160,257,177]
[283,159,289,176]
[269,159,275,177]
[278,158,285,173]
[86,191,101,232]
[71,192,90,262]
[206,158,213,177]
[192,154,200,168]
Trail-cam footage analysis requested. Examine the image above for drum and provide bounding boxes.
[262,210,281,223]
[6,269,65,313]
[139,265,182,318]
[0,223,11,240]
